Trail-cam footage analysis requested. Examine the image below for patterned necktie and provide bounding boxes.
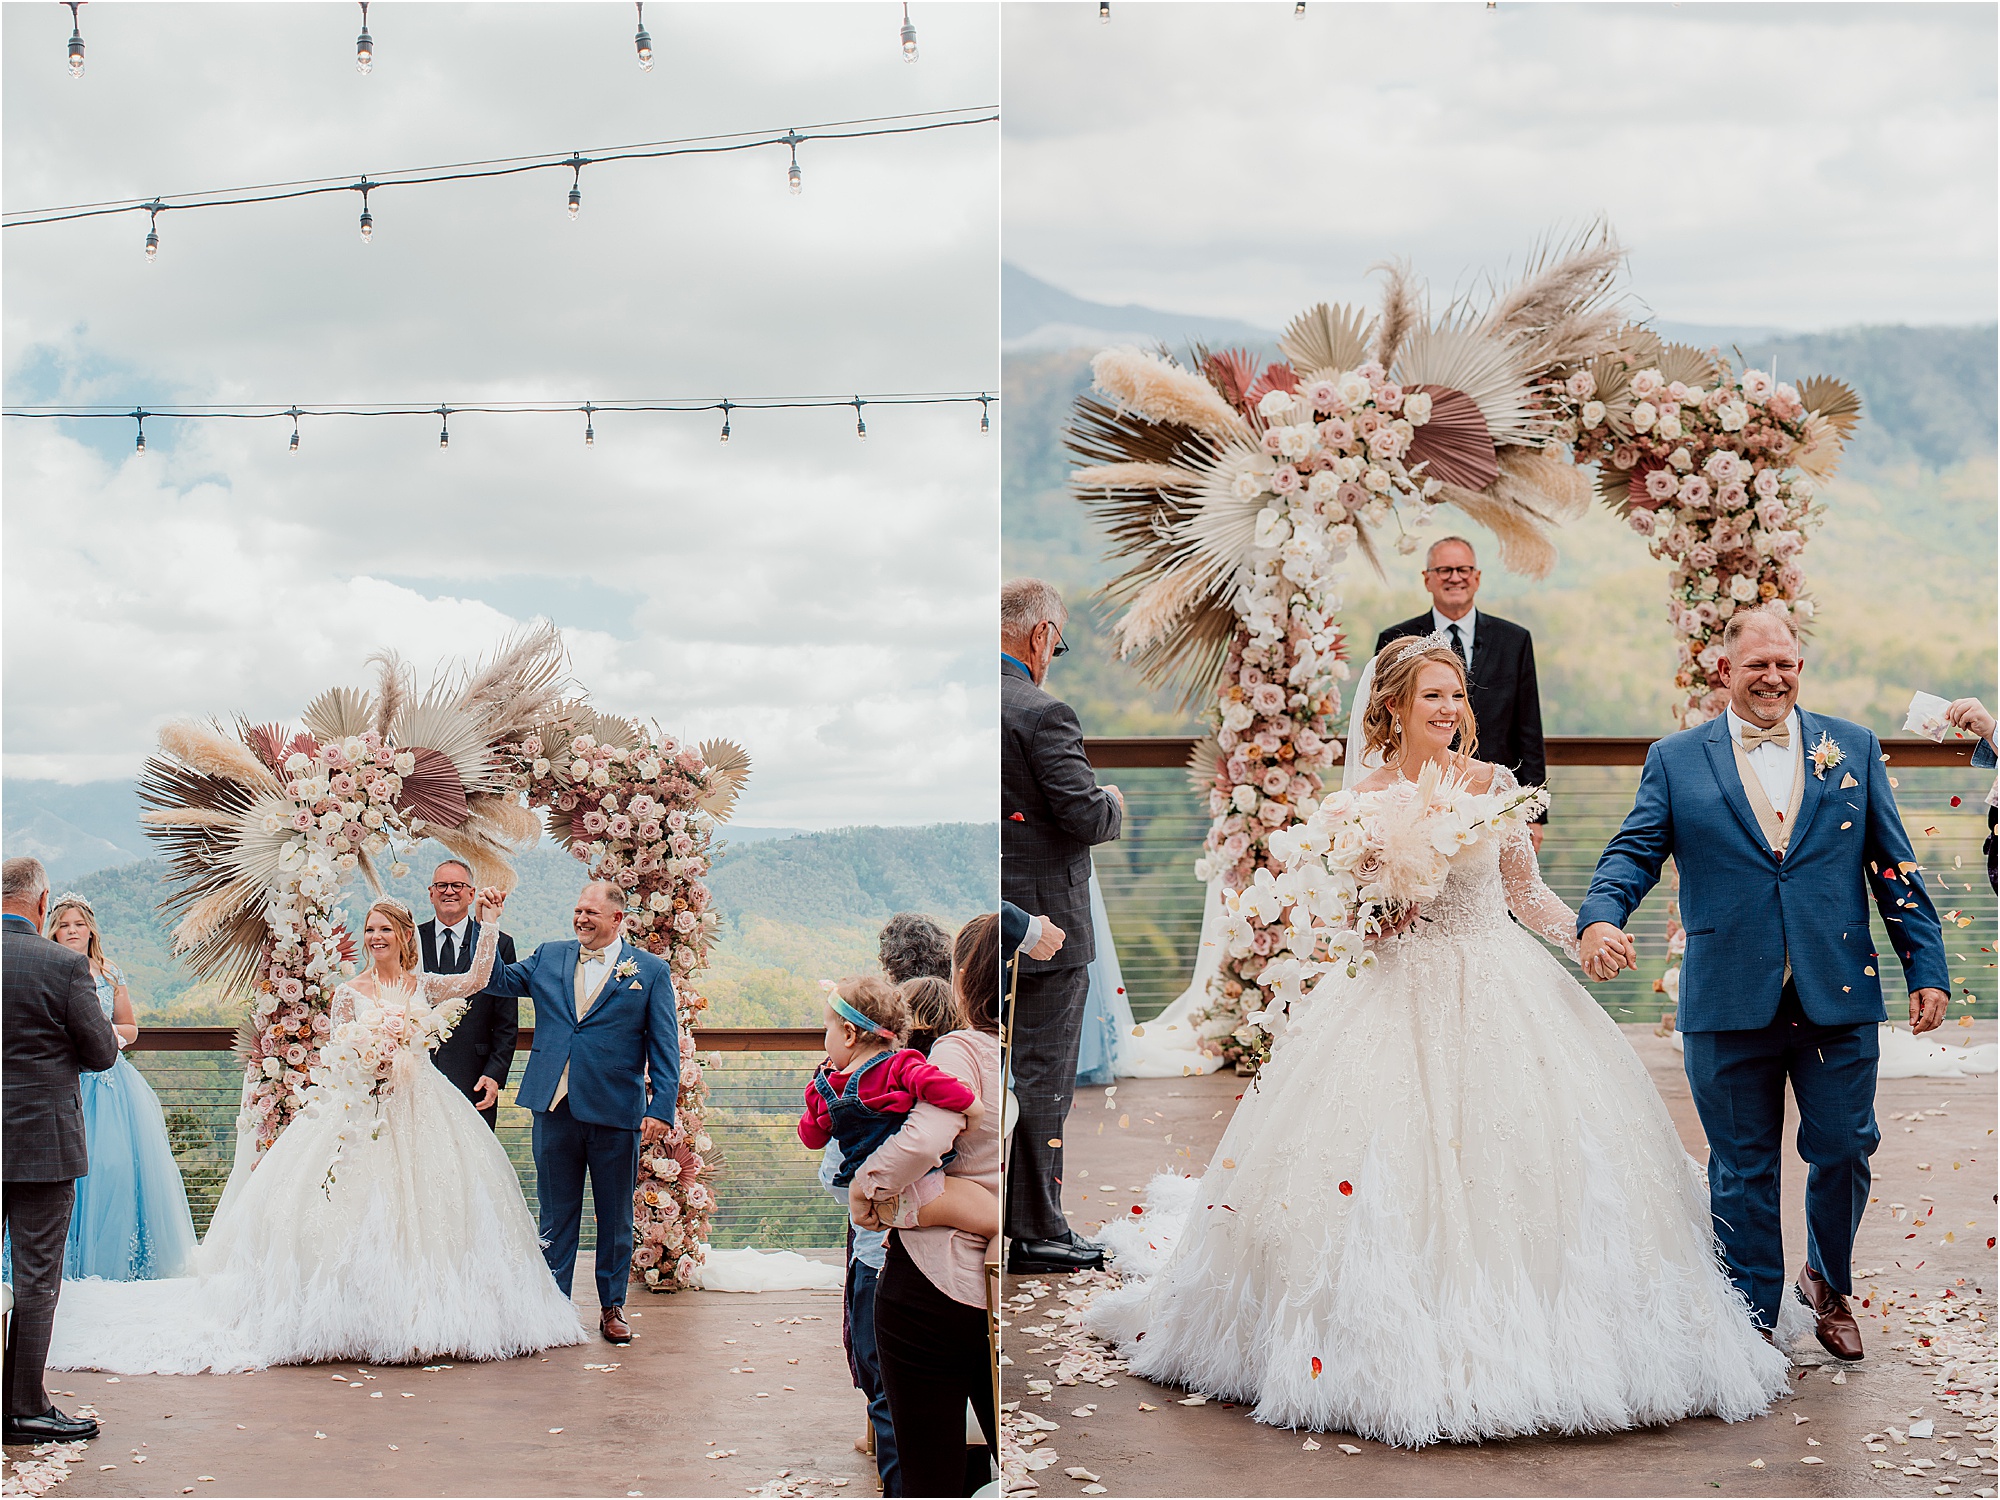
[1448,623,1467,668]
[439,929,457,971]
[1741,722,1790,751]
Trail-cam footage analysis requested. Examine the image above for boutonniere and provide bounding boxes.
[614,958,639,980]
[1809,731,1844,780]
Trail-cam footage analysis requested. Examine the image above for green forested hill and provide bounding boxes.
[61,822,997,1030]
[1004,326,1998,738]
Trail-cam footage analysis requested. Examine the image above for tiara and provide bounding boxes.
[49,891,95,915]
[1392,629,1453,667]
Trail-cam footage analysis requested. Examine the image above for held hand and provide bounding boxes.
[1945,698,1997,744]
[474,886,507,921]
[640,1116,672,1147]
[1369,904,1421,943]
[473,1075,500,1111]
[1909,987,1949,1035]
[1027,916,1066,961]
[1579,922,1636,982]
[848,1179,884,1231]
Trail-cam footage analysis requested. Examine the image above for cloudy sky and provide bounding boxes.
[1004,2,1996,331]
[3,2,998,829]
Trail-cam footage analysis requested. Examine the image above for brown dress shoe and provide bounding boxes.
[1797,1265,1864,1361]
[600,1305,632,1345]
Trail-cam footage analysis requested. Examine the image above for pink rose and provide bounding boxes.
[1261,766,1290,796]
[1677,476,1712,507]
[1353,409,1382,436]
[1375,382,1404,411]
[1262,428,1285,454]
[608,815,634,838]
[1336,481,1366,510]
[1319,417,1353,448]
[285,1043,308,1066]
[582,810,609,835]
[669,832,695,857]
[1778,562,1804,591]
[1306,380,1340,411]
[1271,465,1301,495]
[1627,511,1656,536]
[1688,542,1719,570]
[638,820,662,841]
[1250,683,1286,716]
[1643,467,1678,501]
[618,868,641,889]
[1611,444,1639,469]
[291,809,314,831]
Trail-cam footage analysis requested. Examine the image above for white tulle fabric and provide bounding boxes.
[49,924,584,1373]
[1088,772,1789,1446]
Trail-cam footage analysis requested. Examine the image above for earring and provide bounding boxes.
[1391,718,1403,736]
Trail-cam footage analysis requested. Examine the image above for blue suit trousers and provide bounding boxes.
[532,1099,639,1310]
[1681,982,1880,1328]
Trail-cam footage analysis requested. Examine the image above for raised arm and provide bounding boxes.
[423,918,502,1005]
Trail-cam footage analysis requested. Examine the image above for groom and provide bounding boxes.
[1578,605,1948,1359]
[488,881,680,1345]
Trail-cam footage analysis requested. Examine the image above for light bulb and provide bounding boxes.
[855,402,867,440]
[134,422,146,453]
[1099,1,1110,21]
[1295,1,1305,12]
[568,186,581,219]
[788,161,802,195]
[719,404,732,443]
[439,426,449,450]
[584,422,594,446]
[359,209,373,243]
[900,6,918,60]
[636,27,652,68]
[68,31,84,77]
[144,227,159,261]
[356,3,373,72]
[980,407,991,434]
[290,428,300,452]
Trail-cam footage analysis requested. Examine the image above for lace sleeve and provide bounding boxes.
[422,921,500,1005]
[1492,765,1581,961]
[331,983,357,1026]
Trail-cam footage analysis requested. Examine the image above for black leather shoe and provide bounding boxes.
[1007,1237,1106,1274]
[5,1405,99,1444]
[1061,1228,1105,1255]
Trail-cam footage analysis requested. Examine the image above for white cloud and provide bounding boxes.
[1002,1,1996,329]
[3,2,999,829]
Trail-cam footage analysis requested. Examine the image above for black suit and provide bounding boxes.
[1375,610,1548,819]
[1001,656,1122,1241]
[419,918,518,1128]
[3,911,119,1418]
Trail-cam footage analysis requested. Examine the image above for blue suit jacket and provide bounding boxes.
[487,939,680,1130]
[1577,710,1950,1032]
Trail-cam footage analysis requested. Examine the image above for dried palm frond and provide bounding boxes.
[157,720,281,793]
[464,794,544,850]
[1113,567,1210,658]
[181,904,271,998]
[1091,348,1248,440]
[696,739,753,821]
[1200,349,1263,416]
[1184,733,1225,795]
[1478,224,1626,373]
[1435,483,1559,579]
[1404,385,1500,491]
[1393,323,1538,448]
[173,883,250,952]
[1796,375,1861,437]
[1794,414,1851,482]
[398,745,473,828]
[1498,444,1593,525]
[301,685,375,744]
[583,710,646,752]
[231,1015,261,1071]
[395,692,493,798]
[1371,260,1421,370]
[369,651,412,744]
[1279,302,1374,379]
[427,821,520,891]
[1654,342,1724,391]
[1178,435,1281,594]
[1118,598,1240,711]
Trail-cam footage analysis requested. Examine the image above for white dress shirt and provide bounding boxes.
[577,942,618,1004]
[1432,606,1476,672]
[1726,706,1800,813]
[1016,913,1043,954]
[434,915,473,969]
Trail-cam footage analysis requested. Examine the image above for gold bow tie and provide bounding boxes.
[1740,722,1790,751]
[579,945,610,962]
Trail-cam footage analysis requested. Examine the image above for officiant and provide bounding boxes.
[420,859,519,1128]
[1375,535,1549,849]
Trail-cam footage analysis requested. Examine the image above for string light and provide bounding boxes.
[4,109,996,250]
[357,181,374,243]
[1099,1,1110,21]
[633,1,653,70]
[65,2,85,77]
[143,203,161,261]
[783,131,804,194]
[566,155,584,219]
[1295,1,1306,12]
[901,3,918,61]
[7,392,997,452]
[355,1,373,73]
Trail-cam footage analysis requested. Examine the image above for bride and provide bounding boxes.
[1088,635,1789,1447]
[50,890,585,1373]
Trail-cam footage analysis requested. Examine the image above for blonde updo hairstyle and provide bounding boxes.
[1363,639,1480,766]
[364,898,423,972]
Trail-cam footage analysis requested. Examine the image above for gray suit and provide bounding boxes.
[4,912,120,1417]
[1001,657,1122,1240]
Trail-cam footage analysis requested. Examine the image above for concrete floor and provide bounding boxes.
[13,1265,882,1498]
[1004,1024,1998,1498]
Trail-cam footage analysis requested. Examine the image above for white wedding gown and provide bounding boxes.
[49,924,584,1373]
[1088,769,1790,1447]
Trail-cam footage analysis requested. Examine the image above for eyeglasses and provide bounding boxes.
[1038,620,1069,658]
[430,881,473,893]
[1425,565,1477,579]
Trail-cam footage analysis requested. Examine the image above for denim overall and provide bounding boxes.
[817,1050,957,1188]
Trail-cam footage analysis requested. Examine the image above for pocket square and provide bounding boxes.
[628,980,642,989]
[1840,772,1859,788]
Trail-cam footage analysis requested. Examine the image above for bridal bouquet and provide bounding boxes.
[309,996,467,1108]
[1221,762,1549,1025]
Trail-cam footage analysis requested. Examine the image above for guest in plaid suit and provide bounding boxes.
[1000,579,1123,1274]
[3,856,120,1444]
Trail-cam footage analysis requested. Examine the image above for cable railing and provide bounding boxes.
[1083,736,1996,1026]
[129,1028,843,1251]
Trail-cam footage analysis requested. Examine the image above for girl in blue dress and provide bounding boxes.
[47,894,197,1281]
